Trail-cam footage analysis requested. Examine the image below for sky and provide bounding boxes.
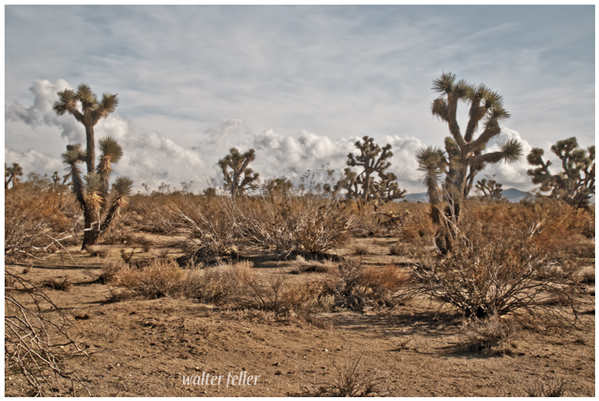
[4,5,595,195]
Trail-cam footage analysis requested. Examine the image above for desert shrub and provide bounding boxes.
[463,315,519,356]
[300,355,387,397]
[238,195,354,258]
[5,272,90,396]
[97,260,128,284]
[325,260,413,311]
[182,261,255,304]
[164,197,241,265]
[183,262,328,314]
[5,184,80,260]
[111,259,186,299]
[412,206,582,320]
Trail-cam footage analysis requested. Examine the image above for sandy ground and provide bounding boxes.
[4,237,595,397]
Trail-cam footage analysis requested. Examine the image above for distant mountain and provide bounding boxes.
[403,192,429,203]
[403,188,532,203]
[501,188,532,202]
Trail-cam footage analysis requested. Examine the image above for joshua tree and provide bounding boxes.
[53,84,128,248]
[5,162,23,189]
[527,137,595,209]
[416,72,522,254]
[475,175,504,202]
[62,140,132,248]
[373,171,407,203]
[338,136,405,204]
[53,84,119,174]
[218,148,259,202]
[263,177,294,197]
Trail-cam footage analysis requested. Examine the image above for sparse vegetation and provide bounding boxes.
[5,72,595,397]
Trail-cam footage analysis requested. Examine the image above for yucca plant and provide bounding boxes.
[416,72,523,254]
[527,136,595,209]
[55,84,131,249]
[218,148,259,203]
[5,162,23,189]
[336,136,405,204]
[62,142,132,248]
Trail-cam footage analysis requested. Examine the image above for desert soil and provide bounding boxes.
[4,236,595,397]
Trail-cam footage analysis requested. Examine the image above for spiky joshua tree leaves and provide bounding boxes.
[55,84,131,249]
[336,136,405,205]
[527,137,595,209]
[218,148,260,202]
[417,72,523,254]
[53,83,119,174]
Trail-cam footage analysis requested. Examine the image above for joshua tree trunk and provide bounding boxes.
[85,125,95,174]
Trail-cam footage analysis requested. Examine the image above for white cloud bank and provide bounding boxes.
[6,79,540,195]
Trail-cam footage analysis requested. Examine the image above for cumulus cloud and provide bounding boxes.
[5,148,63,176]
[5,79,207,193]
[193,122,430,193]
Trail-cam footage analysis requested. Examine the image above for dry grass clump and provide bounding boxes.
[352,244,370,255]
[526,378,566,397]
[325,260,413,311]
[97,260,127,285]
[182,261,255,304]
[5,184,80,261]
[184,262,329,315]
[463,315,519,356]
[290,255,340,275]
[299,355,388,397]
[109,259,186,299]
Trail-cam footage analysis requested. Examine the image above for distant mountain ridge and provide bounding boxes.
[404,188,532,203]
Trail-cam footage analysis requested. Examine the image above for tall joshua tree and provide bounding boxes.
[53,84,130,249]
[218,148,259,202]
[339,136,405,204]
[527,137,595,209]
[53,83,119,174]
[417,73,522,253]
